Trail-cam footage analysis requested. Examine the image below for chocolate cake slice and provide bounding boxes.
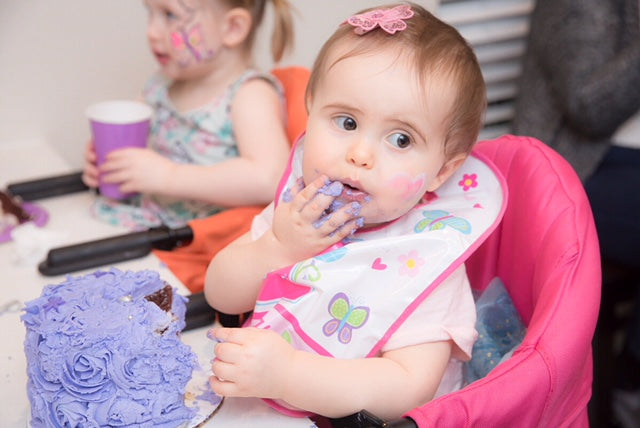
[145,283,173,312]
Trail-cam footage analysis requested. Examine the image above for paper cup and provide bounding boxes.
[86,100,153,200]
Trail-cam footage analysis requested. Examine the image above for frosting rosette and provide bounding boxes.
[22,268,197,428]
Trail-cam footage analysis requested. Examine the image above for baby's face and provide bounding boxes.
[303,47,462,227]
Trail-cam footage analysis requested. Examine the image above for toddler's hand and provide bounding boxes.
[99,147,176,195]
[270,175,364,261]
[81,141,99,188]
[209,327,294,400]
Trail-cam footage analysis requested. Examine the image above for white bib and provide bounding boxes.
[248,141,507,361]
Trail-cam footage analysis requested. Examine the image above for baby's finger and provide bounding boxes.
[313,201,363,233]
[328,216,365,241]
[292,175,328,202]
[280,177,304,203]
[211,357,234,381]
[211,340,244,365]
[212,326,250,346]
[209,374,243,398]
[289,176,334,214]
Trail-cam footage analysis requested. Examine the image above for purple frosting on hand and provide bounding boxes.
[313,213,332,229]
[282,187,294,203]
[329,199,345,213]
[346,202,362,216]
[318,180,344,197]
[21,268,197,428]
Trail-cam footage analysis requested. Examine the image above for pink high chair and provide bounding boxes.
[328,135,601,427]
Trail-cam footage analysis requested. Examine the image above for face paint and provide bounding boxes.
[388,173,427,201]
[170,24,216,65]
[170,0,217,67]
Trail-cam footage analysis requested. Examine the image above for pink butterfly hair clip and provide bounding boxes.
[346,4,415,35]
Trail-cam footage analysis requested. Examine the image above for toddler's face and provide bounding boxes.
[303,47,463,228]
[143,0,225,80]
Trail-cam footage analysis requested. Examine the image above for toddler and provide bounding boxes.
[83,0,294,229]
[205,2,505,420]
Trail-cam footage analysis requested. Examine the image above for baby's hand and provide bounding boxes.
[209,327,294,400]
[99,147,176,195]
[81,141,99,188]
[271,175,364,261]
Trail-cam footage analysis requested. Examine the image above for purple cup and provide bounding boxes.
[86,100,153,200]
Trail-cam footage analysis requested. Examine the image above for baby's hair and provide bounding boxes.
[221,0,294,62]
[307,2,486,158]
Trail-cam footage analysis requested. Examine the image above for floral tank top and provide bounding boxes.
[90,69,283,229]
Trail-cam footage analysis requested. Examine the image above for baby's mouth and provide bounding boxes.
[318,180,369,214]
[341,183,368,202]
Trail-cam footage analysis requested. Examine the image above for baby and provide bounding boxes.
[204,2,504,420]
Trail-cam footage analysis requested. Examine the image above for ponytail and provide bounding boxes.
[222,0,294,63]
[268,0,294,62]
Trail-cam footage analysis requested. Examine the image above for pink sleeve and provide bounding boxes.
[381,264,478,361]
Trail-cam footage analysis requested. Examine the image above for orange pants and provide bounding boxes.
[153,205,264,293]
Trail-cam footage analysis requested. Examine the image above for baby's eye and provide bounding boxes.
[334,116,357,131]
[388,132,412,149]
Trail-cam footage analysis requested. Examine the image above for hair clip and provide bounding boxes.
[346,4,415,35]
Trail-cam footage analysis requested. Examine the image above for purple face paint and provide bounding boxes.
[169,1,217,67]
[171,25,217,66]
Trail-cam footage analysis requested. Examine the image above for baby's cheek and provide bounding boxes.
[387,173,427,201]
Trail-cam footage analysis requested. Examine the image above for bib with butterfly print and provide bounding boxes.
[248,138,506,370]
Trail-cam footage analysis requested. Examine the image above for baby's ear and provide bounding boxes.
[222,8,252,47]
[427,153,467,192]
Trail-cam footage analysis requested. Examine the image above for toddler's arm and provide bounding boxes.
[210,326,453,420]
[99,79,290,206]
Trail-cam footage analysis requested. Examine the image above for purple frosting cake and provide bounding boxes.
[21,268,197,427]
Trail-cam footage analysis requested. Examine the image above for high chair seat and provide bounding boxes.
[330,135,600,427]
[401,135,601,426]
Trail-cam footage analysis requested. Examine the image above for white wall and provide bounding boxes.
[0,0,438,168]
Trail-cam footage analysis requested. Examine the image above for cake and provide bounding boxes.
[21,268,198,427]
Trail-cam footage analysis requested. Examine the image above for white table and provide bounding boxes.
[0,139,313,428]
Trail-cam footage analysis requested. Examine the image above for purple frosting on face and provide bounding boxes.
[21,268,197,428]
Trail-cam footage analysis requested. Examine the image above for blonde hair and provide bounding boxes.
[221,0,294,62]
[306,2,486,158]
